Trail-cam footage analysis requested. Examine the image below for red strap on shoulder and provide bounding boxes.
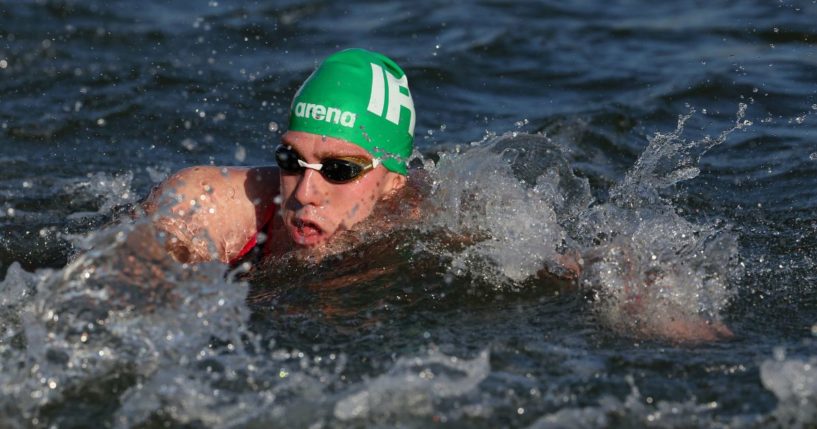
[229,201,277,264]
[232,234,258,263]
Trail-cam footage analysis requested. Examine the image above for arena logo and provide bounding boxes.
[367,63,415,136]
[293,102,357,127]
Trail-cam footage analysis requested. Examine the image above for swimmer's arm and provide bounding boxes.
[141,165,279,263]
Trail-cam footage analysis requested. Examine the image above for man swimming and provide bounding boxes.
[140,48,730,344]
[143,49,415,264]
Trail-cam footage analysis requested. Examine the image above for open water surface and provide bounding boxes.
[1,0,817,427]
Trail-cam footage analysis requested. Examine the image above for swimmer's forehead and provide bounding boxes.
[282,131,372,159]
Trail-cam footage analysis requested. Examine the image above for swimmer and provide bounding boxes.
[142,49,416,264]
[140,48,730,344]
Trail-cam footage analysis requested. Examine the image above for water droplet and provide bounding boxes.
[811,104,817,110]
[181,138,197,151]
[773,346,786,361]
[514,118,529,128]
[96,118,106,126]
[268,121,279,132]
[774,27,779,33]
[0,59,7,69]
[809,152,817,161]
[235,145,246,162]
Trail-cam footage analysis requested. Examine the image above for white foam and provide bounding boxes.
[333,349,490,421]
[419,133,588,285]
[760,355,817,427]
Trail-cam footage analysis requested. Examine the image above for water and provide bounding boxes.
[2,0,817,427]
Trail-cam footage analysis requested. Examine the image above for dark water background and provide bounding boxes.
[2,0,817,427]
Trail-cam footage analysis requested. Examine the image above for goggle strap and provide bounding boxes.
[297,159,323,171]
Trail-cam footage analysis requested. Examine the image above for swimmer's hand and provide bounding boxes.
[580,244,733,344]
[141,166,279,263]
[647,314,733,344]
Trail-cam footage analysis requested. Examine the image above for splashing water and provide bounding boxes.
[0,105,759,426]
[573,105,750,341]
[760,355,817,428]
[414,105,749,341]
[419,134,590,286]
[611,103,751,207]
[333,350,490,421]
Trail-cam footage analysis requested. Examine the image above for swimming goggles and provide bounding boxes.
[274,145,380,184]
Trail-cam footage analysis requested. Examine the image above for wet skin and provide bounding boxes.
[278,131,406,248]
[142,131,405,263]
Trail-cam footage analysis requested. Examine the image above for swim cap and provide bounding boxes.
[288,49,415,174]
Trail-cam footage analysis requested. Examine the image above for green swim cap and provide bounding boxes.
[288,49,415,174]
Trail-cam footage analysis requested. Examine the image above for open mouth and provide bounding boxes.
[289,218,325,246]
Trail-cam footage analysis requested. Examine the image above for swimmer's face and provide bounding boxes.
[278,131,406,247]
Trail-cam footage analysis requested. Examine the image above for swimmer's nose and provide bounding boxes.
[292,168,324,207]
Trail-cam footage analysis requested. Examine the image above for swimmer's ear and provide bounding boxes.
[381,172,407,198]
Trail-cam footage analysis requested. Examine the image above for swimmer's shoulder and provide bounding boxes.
[142,165,280,263]
[146,165,279,209]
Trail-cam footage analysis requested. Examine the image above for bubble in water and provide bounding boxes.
[0,59,7,69]
[514,118,529,128]
[181,138,198,151]
[235,145,246,162]
[811,104,817,110]
[809,153,817,161]
[268,121,279,132]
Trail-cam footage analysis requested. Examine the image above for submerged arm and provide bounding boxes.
[579,243,733,344]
